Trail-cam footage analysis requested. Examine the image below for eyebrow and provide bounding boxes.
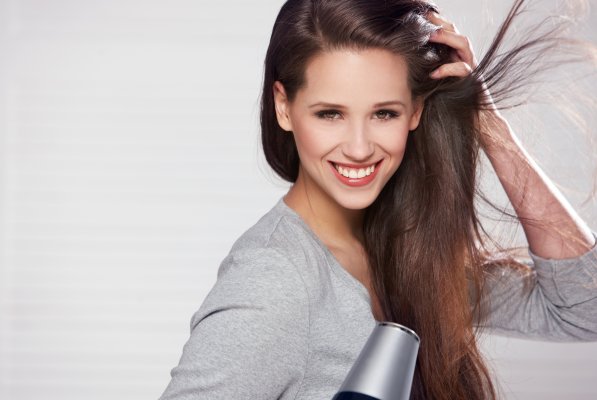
[308,100,407,109]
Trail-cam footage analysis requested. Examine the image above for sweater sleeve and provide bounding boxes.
[476,230,597,341]
[159,247,310,400]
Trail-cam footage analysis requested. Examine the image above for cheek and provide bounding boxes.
[292,119,338,157]
[378,126,410,156]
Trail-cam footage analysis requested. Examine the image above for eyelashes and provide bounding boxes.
[374,110,400,120]
[315,109,400,121]
[315,110,343,120]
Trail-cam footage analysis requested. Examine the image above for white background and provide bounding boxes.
[0,0,596,399]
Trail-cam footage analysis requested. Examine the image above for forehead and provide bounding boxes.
[297,48,412,104]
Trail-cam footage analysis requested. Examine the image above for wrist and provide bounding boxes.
[478,111,513,151]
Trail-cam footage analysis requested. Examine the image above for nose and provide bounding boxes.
[341,121,375,162]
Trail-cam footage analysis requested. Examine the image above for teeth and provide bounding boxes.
[334,163,377,178]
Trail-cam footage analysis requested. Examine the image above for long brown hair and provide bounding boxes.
[259,0,593,398]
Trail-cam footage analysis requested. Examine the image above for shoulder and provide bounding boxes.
[194,203,314,324]
[192,243,310,335]
[221,200,322,281]
[217,245,306,293]
[228,202,311,260]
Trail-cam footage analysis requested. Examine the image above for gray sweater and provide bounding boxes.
[159,197,597,400]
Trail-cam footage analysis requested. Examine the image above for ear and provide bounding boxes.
[273,81,293,132]
[408,97,425,131]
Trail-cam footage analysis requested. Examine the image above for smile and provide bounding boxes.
[333,162,376,178]
[329,160,383,187]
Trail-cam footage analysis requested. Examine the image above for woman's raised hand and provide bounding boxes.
[426,12,508,145]
[426,12,478,79]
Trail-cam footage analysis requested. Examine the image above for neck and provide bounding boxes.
[283,168,365,248]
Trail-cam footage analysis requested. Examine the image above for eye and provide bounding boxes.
[374,110,400,120]
[315,109,342,120]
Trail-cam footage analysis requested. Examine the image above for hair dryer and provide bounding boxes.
[332,322,420,400]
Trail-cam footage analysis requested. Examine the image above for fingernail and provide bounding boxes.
[430,69,440,78]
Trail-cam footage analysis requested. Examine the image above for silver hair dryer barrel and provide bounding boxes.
[332,322,420,400]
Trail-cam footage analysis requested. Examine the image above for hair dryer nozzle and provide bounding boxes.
[332,322,420,400]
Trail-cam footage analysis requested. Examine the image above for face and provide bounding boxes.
[273,48,423,211]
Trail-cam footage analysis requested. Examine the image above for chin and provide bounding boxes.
[333,192,379,211]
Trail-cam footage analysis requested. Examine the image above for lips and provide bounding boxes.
[329,159,383,187]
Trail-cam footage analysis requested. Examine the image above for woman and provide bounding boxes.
[160,0,597,398]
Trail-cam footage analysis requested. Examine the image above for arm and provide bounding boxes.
[475,230,597,341]
[427,12,595,259]
[159,248,309,400]
[479,113,595,259]
[427,13,597,339]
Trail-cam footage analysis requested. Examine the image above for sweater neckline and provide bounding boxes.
[274,196,373,308]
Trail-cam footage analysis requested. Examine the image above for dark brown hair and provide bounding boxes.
[259,0,593,398]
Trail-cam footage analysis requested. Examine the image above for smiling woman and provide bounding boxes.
[274,48,422,212]
[159,0,597,399]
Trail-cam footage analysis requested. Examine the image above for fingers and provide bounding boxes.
[430,62,472,79]
[425,12,478,79]
[426,12,459,34]
[430,29,476,67]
